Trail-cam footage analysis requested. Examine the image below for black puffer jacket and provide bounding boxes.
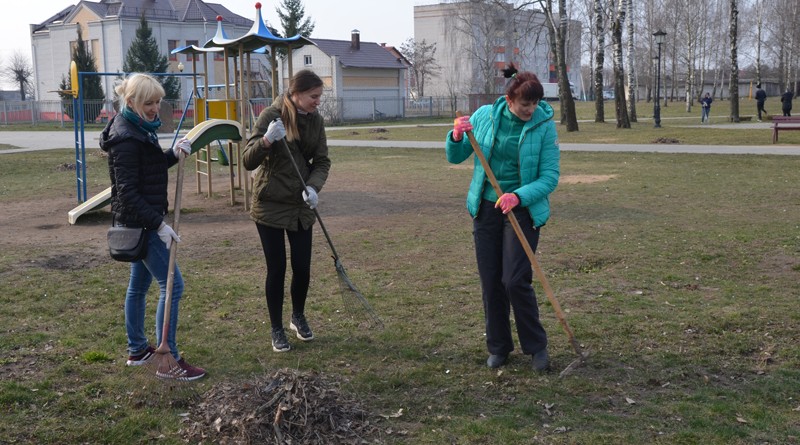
[99,114,178,229]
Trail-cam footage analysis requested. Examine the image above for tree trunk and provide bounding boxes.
[556,0,579,131]
[593,0,605,123]
[729,0,739,122]
[755,0,762,87]
[611,0,630,128]
[625,0,636,122]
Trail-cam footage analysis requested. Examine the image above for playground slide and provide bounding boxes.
[67,186,112,225]
[67,119,243,224]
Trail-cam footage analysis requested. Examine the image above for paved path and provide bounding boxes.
[2,124,799,155]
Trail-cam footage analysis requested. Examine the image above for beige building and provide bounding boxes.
[413,1,582,99]
[30,0,256,102]
[278,31,409,121]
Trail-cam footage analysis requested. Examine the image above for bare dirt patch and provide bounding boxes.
[560,174,617,184]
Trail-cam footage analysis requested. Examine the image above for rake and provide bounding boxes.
[456,111,587,377]
[138,154,190,382]
[278,138,383,329]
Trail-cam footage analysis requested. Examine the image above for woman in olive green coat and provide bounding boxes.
[243,70,331,353]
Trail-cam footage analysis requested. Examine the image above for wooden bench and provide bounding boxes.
[771,116,800,143]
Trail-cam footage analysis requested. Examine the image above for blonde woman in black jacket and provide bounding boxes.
[243,69,331,353]
[100,73,205,380]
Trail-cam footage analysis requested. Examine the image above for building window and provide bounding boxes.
[168,40,178,61]
[70,40,92,56]
[214,49,224,61]
[186,40,199,61]
[304,55,312,66]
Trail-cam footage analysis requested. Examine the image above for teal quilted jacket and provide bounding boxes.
[445,96,560,227]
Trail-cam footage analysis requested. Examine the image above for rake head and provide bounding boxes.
[334,258,384,329]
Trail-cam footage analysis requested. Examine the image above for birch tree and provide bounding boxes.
[593,0,606,122]
[729,0,740,122]
[536,0,579,131]
[625,0,636,122]
[610,0,630,128]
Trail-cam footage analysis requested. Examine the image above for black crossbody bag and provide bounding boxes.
[107,221,148,262]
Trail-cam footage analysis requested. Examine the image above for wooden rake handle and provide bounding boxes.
[455,111,584,359]
[158,154,185,354]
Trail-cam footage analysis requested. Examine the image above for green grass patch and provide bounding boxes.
[1,143,800,443]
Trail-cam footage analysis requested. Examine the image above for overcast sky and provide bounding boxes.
[0,0,426,89]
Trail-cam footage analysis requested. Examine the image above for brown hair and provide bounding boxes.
[502,63,544,103]
[281,69,324,142]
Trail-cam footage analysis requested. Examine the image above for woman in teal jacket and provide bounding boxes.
[445,64,560,371]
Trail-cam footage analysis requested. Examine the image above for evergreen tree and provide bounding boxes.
[123,15,180,100]
[276,0,315,38]
[58,27,104,122]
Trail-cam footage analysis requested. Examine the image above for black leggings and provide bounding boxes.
[255,223,313,329]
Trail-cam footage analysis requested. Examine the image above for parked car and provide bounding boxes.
[602,89,615,100]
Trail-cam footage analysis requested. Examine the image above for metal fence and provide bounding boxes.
[0,95,472,127]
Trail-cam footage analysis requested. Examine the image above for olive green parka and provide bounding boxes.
[243,98,331,231]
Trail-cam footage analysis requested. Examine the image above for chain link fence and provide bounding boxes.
[0,95,472,127]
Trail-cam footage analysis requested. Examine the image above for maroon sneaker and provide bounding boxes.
[156,358,207,381]
[126,346,155,366]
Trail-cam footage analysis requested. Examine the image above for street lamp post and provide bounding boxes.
[177,62,185,102]
[653,30,666,128]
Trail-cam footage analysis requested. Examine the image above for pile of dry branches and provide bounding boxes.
[180,368,383,444]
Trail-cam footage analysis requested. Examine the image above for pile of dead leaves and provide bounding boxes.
[180,368,385,444]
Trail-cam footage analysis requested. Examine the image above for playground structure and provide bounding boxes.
[67,2,315,223]
[171,3,314,208]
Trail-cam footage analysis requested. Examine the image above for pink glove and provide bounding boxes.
[452,116,473,141]
[495,193,520,214]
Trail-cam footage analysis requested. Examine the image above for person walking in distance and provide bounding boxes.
[445,63,559,372]
[700,93,713,124]
[781,88,793,117]
[243,70,331,353]
[755,83,768,121]
[100,73,205,380]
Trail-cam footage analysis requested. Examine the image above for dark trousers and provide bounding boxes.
[256,223,313,329]
[473,200,548,356]
[757,101,766,120]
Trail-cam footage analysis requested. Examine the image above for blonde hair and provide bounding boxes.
[281,69,323,142]
[115,73,165,116]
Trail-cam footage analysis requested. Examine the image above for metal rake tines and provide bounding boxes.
[334,259,384,329]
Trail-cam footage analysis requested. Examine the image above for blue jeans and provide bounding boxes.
[701,107,710,122]
[125,230,183,360]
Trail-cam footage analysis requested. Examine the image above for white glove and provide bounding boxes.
[263,118,286,144]
[302,186,318,209]
[173,137,192,159]
[157,222,181,249]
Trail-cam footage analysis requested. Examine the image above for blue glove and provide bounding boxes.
[302,186,318,209]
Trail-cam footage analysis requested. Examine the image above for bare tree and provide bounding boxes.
[445,1,509,95]
[3,51,34,101]
[610,0,630,128]
[754,0,763,87]
[625,0,636,122]
[592,0,607,122]
[399,38,440,98]
[729,0,740,122]
[535,0,579,131]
